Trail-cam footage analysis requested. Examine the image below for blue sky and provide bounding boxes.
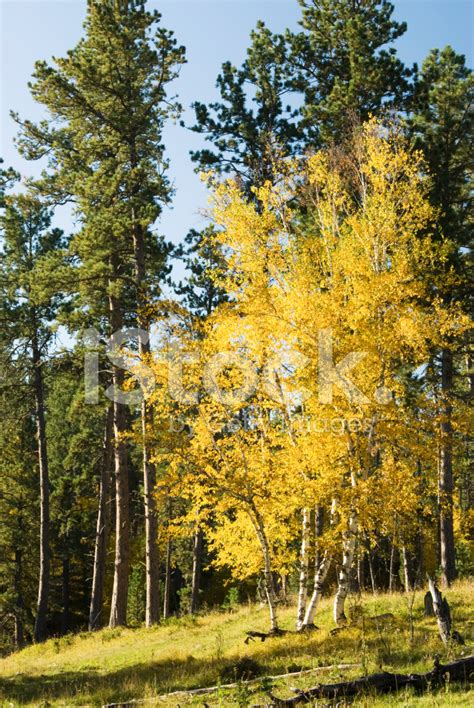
[1,0,473,256]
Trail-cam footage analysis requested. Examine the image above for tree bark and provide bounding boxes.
[367,547,376,595]
[333,511,358,625]
[427,575,452,644]
[357,550,365,592]
[163,537,172,620]
[302,504,331,628]
[61,555,70,635]
[190,527,203,614]
[132,219,160,626]
[439,348,456,586]
[388,541,400,593]
[14,549,24,649]
[252,508,279,632]
[402,545,412,592]
[302,552,331,628]
[108,291,130,629]
[313,506,324,568]
[32,332,50,643]
[296,508,311,630]
[89,406,113,630]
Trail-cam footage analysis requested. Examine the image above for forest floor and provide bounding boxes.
[0,581,472,707]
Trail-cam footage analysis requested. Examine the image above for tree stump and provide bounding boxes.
[427,575,451,644]
[424,591,434,616]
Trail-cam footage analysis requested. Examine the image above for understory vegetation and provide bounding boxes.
[0,583,472,706]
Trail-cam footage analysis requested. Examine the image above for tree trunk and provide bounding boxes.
[357,551,365,592]
[252,508,279,632]
[467,354,474,396]
[415,528,425,586]
[163,538,172,620]
[108,291,130,629]
[439,348,456,586]
[296,508,311,630]
[280,574,288,603]
[427,575,452,644]
[334,512,358,625]
[302,504,331,628]
[402,545,412,592]
[132,220,160,626]
[314,506,324,568]
[389,542,400,593]
[32,333,50,643]
[14,549,24,649]
[61,555,70,635]
[303,552,331,628]
[89,406,113,630]
[142,395,160,625]
[190,527,203,614]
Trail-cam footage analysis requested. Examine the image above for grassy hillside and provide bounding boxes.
[0,582,472,706]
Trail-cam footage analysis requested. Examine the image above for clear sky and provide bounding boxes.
[1,0,473,255]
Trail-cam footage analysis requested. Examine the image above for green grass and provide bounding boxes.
[0,581,472,706]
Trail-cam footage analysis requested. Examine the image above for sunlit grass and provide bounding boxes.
[0,581,472,706]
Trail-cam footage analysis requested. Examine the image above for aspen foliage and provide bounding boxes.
[148,120,468,628]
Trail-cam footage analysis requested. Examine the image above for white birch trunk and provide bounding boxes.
[296,507,311,630]
[302,498,337,628]
[302,551,332,627]
[252,509,279,632]
[402,545,412,592]
[333,511,358,626]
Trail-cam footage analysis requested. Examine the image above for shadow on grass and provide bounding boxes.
[1,611,471,706]
[0,635,363,706]
[0,654,222,706]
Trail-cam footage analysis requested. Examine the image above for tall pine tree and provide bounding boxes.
[287,0,412,144]
[410,46,473,586]
[1,193,65,641]
[14,0,185,627]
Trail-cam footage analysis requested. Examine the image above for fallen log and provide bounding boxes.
[245,628,288,644]
[101,663,360,706]
[268,655,474,705]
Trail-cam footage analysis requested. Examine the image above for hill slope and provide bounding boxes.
[0,582,472,706]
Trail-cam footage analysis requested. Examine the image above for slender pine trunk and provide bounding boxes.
[89,406,113,630]
[108,289,130,629]
[132,219,160,626]
[190,527,203,614]
[32,332,50,643]
[163,538,172,620]
[61,555,70,635]
[142,394,160,625]
[296,507,311,630]
[439,348,456,586]
[14,549,24,649]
